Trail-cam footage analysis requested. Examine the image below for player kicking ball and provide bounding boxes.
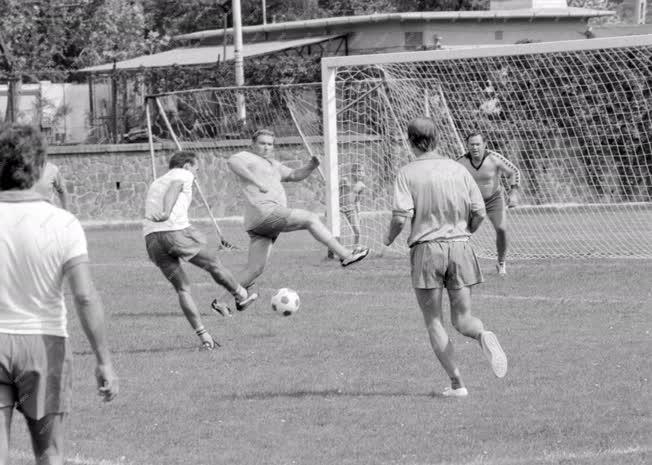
[224,129,369,304]
[385,118,507,397]
[143,151,257,350]
[457,132,521,276]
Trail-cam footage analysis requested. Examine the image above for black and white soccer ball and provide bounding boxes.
[271,288,300,316]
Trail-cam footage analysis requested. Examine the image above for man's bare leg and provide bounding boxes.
[414,287,465,394]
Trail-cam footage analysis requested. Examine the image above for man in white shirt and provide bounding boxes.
[384,117,507,397]
[143,151,257,349]
[0,124,118,465]
[227,129,369,298]
[31,160,68,209]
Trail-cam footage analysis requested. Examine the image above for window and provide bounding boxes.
[405,31,424,50]
[495,30,504,40]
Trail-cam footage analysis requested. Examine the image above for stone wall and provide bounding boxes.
[48,140,327,222]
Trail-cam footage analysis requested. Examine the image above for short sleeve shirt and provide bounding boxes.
[0,192,88,337]
[143,168,194,236]
[393,155,485,247]
[230,151,292,230]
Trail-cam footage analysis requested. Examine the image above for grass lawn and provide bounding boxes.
[7,223,651,465]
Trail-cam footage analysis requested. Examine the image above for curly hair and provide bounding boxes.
[407,117,438,153]
[0,124,48,191]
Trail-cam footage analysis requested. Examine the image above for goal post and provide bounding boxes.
[320,35,652,259]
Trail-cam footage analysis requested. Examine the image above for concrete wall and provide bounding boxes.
[47,140,326,222]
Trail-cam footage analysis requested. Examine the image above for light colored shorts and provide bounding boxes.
[0,333,72,420]
[410,240,483,290]
[145,226,208,275]
[247,206,292,242]
[484,188,506,226]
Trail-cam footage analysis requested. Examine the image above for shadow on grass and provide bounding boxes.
[219,389,438,400]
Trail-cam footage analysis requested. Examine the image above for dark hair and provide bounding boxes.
[0,124,47,191]
[407,117,438,152]
[465,132,484,142]
[169,151,197,169]
[252,128,275,142]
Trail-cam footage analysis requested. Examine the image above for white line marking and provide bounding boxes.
[10,449,141,465]
[442,445,652,465]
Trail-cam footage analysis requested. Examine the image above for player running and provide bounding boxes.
[457,133,521,276]
[143,151,257,350]
[385,117,507,397]
[226,129,369,299]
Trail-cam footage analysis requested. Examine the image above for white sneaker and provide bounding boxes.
[496,262,507,276]
[442,386,468,397]
[480,331,508,378]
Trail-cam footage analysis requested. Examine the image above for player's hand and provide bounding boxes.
[95,364,118,402]
[508,190,519,208]
[310,156,321,168]
[147,212,170,222]
[257,184,269,193]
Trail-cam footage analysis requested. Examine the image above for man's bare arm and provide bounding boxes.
[65,260,118,401]
[283,157,320,182]
[228,156,268,192]
[53,171,68,209]
[384,213,408,246]
[147,180,183,222]
[469,208,486,234]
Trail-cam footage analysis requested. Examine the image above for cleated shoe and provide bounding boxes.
[442,386,469,397]
[340,247,370,267]
[211,299,233,317]
[480,331,508,378]
[235,292,258,312]
[496,262,507,277]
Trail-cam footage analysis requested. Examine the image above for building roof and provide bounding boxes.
[175,9,615,42]
[79,35,341,73]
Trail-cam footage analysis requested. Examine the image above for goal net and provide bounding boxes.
[319,35,652,259]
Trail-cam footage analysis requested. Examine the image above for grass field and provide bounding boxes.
[7,223,651,465]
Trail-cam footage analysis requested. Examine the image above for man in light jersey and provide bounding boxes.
[457,133,521,276]
[143,151,257,349]
[384,117,507,397]
[32,160,68,209]
[227,129,369,297]
[0,124,118,465]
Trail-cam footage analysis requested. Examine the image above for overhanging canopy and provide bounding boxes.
[79,35,343,73]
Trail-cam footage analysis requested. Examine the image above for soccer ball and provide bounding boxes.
[271,288,300,316]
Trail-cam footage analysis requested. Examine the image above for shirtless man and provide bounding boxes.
[457,133,520,276]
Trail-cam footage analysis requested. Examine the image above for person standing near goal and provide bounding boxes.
[143,151,257,349]
[457,133,521,276]
[327,162,367,259]
[32,160,69,209]
[227,129,369,295]
[0,124,118,465]
[384,117,507,397]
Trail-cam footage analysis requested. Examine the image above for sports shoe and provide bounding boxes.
[235,292,258,312]
[496,262,507,277]
[211,299,233,317]
[340,247,370,267]
[199,334,220,351]
[480,331,508,378]
[442,386,469,397]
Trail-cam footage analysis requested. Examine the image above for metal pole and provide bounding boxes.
[145,99,157,179]
[154,97,235,249]
[232,0,246,123]
[262,0,267,25]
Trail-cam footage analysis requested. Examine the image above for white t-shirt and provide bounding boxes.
[143,168,194,236]
[0,192,88,337]
[229,151,292,230]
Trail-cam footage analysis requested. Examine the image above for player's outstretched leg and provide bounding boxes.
[189,251,258,314]
[415,288,467,397]
[285,209,369,267]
